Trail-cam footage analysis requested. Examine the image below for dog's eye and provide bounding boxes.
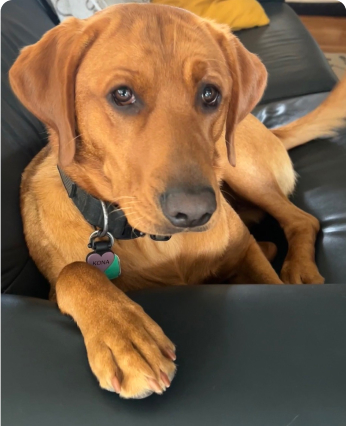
[112,86,136,106]
[202,85,220,106]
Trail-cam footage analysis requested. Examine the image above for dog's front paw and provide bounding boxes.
[84,301,176,399]
[280,258,324,284]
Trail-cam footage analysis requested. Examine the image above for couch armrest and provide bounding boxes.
[2,285,346,426]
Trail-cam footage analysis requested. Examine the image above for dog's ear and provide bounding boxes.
[9,18,98,167]
[205,22,267,166]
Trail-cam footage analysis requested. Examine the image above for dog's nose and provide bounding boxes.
[160,187,216,228]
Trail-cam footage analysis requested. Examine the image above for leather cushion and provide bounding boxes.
[235,3,338,104]
[1,0,55,298]
[2,287,346,426]
[253,93,346,283]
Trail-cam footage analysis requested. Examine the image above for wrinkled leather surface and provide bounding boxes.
[1,0,53,298]
[2,289,346,426]
[235,3,338,104]
[252,93,346,284]
[253,92,329,129]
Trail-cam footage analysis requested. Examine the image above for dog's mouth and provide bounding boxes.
[126,211,216,238]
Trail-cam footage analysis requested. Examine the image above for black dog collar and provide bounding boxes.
[58,166,170,241]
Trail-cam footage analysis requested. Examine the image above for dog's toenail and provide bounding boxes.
[165,348,176,361]
[160,371,171,388]
[112,376,121,394]
[147,378,162,393]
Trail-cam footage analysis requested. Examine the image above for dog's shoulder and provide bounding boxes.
[21,145,51,193]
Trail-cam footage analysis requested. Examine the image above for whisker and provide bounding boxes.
[109,200,140,212]
[110,205,136,211]
[66,131,88,148]
[111,196,137,201]
[117,200,140,207]
[221,189,235,199]
[111,211,139,222]
[109,207,136,216]
[130,217,144,233]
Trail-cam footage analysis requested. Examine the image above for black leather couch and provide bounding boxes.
[2,1,346,425]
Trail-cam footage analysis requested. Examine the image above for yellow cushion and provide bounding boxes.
[151,0,270,31]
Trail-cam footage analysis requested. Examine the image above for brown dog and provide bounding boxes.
[9,4,346,399]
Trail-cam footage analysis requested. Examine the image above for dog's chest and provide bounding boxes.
[113,224,232,289]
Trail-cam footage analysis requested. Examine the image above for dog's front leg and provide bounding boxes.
[217,234,283,284]
[56,262,176,399]
[232,238,283,284]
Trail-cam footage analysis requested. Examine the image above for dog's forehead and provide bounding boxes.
[96,4,206,35]
[88,5,224,65]
[77,5,229,97]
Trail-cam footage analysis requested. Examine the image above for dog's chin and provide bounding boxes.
[169,223,213,235]
[134,218,215,237]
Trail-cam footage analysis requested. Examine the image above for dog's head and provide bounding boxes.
[9,4,267,236]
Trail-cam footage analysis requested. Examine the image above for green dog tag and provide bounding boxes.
[104,254,121,280]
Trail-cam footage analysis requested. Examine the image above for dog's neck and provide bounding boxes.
[57,166,171,242]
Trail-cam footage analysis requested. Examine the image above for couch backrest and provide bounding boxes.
[1,0,59,298]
